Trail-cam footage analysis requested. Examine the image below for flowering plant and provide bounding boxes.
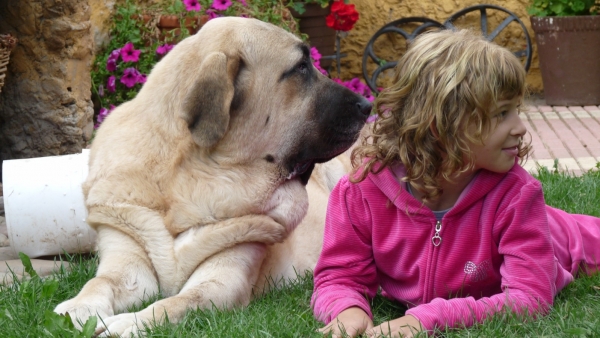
[310,46,374,105]
[92,3,161,128]
[92,0,299,129]
[325,0,358,31]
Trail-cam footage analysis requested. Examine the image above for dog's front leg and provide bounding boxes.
[87,205,287,298]
[173,214,287,281]
[95,243,266,337]
[54,225,160,330]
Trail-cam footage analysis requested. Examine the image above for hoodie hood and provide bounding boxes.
[366,162,513,220]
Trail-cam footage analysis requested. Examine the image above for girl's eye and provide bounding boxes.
[496,110,508,119]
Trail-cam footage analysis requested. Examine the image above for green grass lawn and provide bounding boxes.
[1,165,599,337]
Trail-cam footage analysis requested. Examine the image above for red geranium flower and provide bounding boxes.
[326,0,359,32]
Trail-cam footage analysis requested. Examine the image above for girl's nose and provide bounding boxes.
[511,114,527,137]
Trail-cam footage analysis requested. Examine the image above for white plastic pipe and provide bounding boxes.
[2,149,96,258]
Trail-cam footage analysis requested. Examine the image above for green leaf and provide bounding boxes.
[291,3,306,14]
[18,252,38,279]
[80,316,98,338]
[572,0,586,13]
[549,3,565,15]
[43,310,76,333]
[41,279,59,298]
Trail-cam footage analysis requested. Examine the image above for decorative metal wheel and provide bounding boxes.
[362,17,444,93]
[443,4,532,72]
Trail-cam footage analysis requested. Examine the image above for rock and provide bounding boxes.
[0,0,94,179]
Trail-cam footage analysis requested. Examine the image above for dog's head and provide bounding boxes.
[122,17,371,228]
[146,17,370,186]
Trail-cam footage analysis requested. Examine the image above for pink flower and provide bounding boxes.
[211,0,232,11]
[120,42,141,63]
[332,77,373,102]
[137,73,147,84]
[310,47,322,62]
[316,63,328,76]
[345,78,364,93]
[310,47,328,75]
[95,104,116,129]
[156,43,174,55]
[107,75,116,93]
[183,0,201,11]
[120,67,141,88]
[108,48,120,62]
[206,10,220,20]
[97,107,109,124]
[106,48,120,71]
[106,58,117,72]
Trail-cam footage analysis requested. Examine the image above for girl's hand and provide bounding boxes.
[367,315,422,338]
[318,307,374,338]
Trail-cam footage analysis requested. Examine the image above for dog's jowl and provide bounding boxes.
[54,17,369,336]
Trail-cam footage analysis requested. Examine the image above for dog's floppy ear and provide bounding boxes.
[181,52,239,148]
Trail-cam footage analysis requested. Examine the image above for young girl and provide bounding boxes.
[311,29,600,338]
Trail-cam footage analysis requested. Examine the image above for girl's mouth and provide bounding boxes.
[502,146,519,156]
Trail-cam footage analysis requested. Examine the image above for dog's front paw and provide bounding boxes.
[96,312,148,337]
[246,215,289,244]
[54,297,113,330]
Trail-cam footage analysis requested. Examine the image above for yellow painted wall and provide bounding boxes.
[343,0,542,93]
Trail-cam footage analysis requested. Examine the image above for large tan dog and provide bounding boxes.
[54,17,369,336]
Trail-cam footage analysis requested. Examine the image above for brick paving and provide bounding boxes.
[521,100,600,176]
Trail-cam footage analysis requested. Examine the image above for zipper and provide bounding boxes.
[431,220,442,246]
[424,219,442,303]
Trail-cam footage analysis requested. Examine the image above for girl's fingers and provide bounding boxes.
[317,324,334,335]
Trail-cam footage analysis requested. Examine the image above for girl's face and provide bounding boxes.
[466,96,527,173]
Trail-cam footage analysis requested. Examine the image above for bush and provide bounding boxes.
[527,0,599,17]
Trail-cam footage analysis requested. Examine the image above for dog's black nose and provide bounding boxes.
[356,96,372,116]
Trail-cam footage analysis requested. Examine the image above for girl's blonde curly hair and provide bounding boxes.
[351,29,531,201]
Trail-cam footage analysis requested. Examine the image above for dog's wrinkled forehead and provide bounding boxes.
[195,17,304,64]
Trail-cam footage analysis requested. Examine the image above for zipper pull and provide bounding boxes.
[432,220,442,246]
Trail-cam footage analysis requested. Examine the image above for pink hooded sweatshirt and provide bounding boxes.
[312,163,600,332]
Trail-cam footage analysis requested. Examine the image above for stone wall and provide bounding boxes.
[0,0,94,172]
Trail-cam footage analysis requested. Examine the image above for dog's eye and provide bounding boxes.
[297,61,309,74]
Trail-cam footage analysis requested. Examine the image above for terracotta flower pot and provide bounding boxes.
[290,2,336,68]
[158,15,209,39]
[530,15,600,105]
[131,14,152,25]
